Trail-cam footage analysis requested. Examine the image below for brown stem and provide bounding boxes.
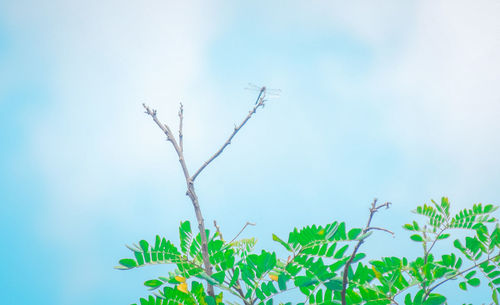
[191,88,268,182]
[142,88,269,298]
[341,199,391,305]
[143,103,214,296]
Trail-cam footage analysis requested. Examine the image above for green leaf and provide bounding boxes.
[423,293,446,305]
[454,239,465,251]
[459,281,467,290]
[272,234,292,251]
[467,278,480,286]
[465,237,482,253]
[334,245,349,259]
[139,240,149,253]
[437,233,450,240]
[352,252,366,263]
[465,270,476,280]
[278,274,288,291]
[117,258,137,269]
[211,271,225,284]
[404,293,413,305]
[294,276,318,287]
[229,268,239,288]
[403,224,414,231]
[179,221,193,255]
[144,279,163,289]
[441,197,450,214]
[493,277,500,285]
[205,295,216,305]
[324,278,343,291]
[255,287,265,300]
[196,272,219,286]
[414,289,425,305]
[348,228,362,240]
[410,234,424,242]
[134,251,144,265]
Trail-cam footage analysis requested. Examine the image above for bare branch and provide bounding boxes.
[143,103,190,181]
[230,221,256,244]
[191,88,268,182]
[341,199,392,305]
[143,103,215,296]
[178,103,184,152]
[142,87,271,298]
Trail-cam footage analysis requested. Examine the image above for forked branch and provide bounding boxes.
[143,103,190,181]
[191,88,268,182]
[229,221,256,244]
[143,103,215,295]
[142,87,270,297]
[341,199,392,305]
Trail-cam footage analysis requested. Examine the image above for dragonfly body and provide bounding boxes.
[246,83,280,105]
[255,86,266,105]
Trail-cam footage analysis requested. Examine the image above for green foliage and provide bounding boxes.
[117,198,500,304]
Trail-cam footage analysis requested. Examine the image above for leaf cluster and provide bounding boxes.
[117,198,500,305]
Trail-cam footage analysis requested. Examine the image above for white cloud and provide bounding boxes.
[1,1,225,299]
[369,1,500,199]
[3,1,499,301]
[3,0,223,216]
[0,1,239,303]
[276,0,500,205]
[3,0,496,242]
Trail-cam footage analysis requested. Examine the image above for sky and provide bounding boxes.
[1,0,499,304]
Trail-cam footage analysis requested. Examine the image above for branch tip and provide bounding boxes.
[190,88,269,182]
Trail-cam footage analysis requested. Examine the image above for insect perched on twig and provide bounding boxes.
[245,83,281,105]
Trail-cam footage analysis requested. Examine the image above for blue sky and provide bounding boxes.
[1,1,499,304]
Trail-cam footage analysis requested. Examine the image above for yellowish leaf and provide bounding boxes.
[372,266,383,281]
[177,282,188,293]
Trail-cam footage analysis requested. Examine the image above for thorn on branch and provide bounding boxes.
[214,220,224,241]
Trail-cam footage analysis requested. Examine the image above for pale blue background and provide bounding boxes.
[1,1,499,304]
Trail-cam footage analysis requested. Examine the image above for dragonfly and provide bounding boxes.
[245,83,282,105]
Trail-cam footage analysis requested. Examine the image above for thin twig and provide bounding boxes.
[191,88,268,182]
[341,199,391,305]
[426,253,500,297]
[143,104,190,180]
[230,221,256,244]
[214,220,224,241]
[178,103,184,152]
[426,227,447,257]
[366,226,395,235]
